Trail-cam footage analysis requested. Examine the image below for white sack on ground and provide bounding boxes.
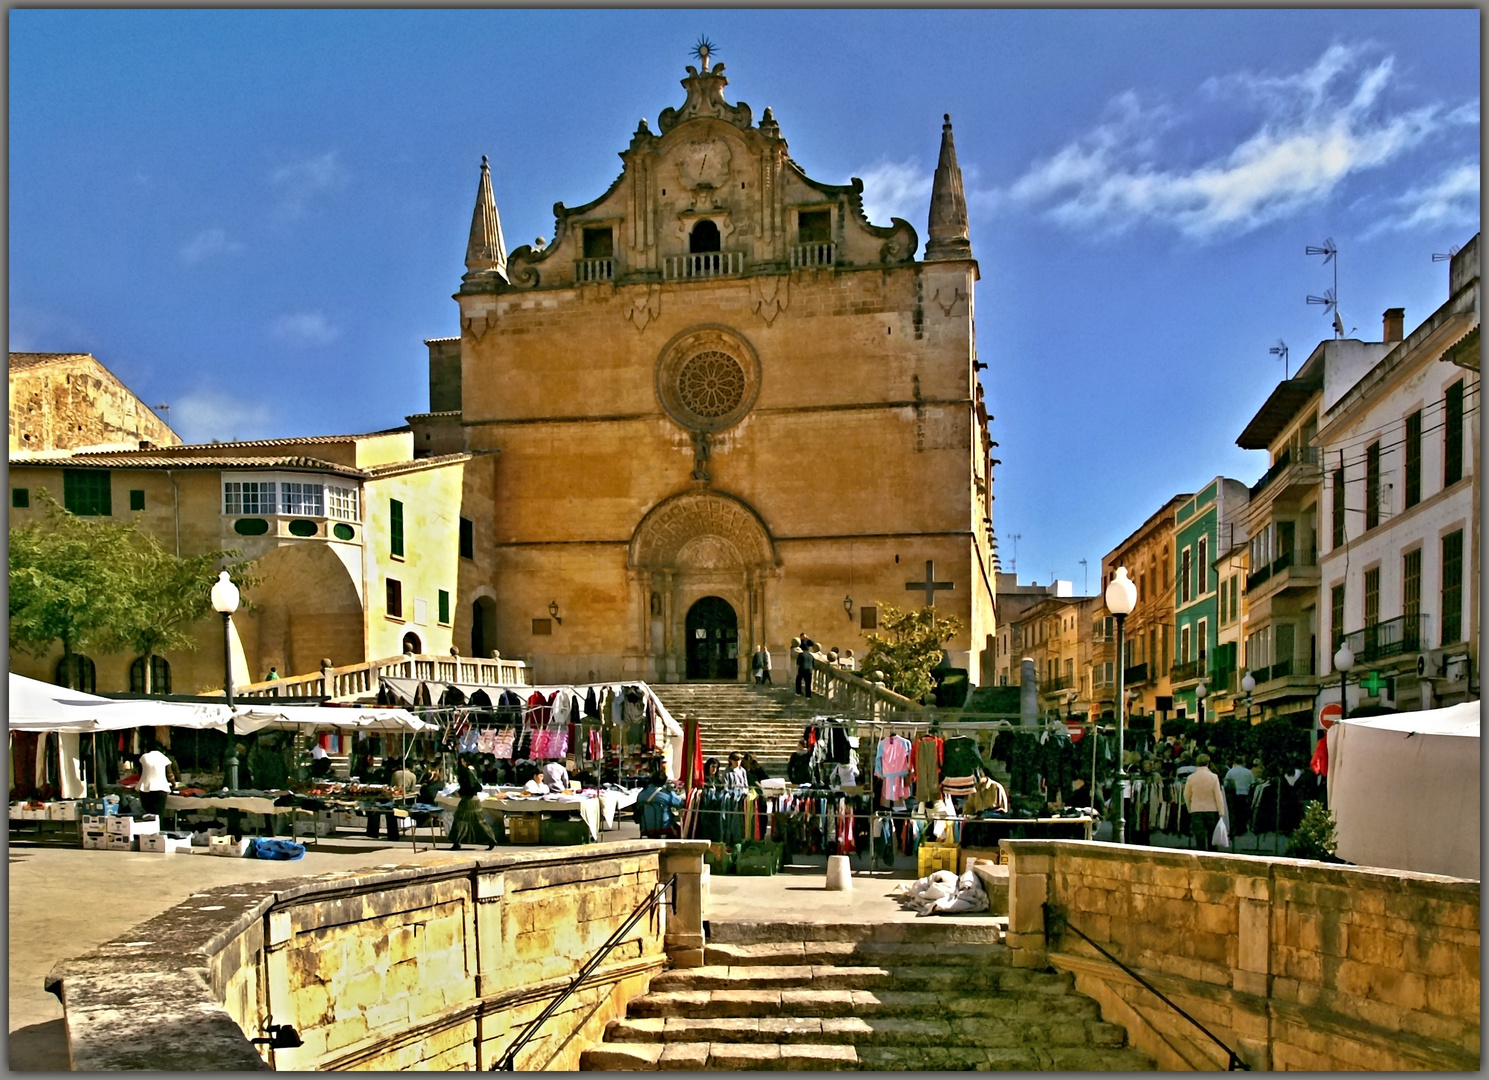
[895,868,989,916]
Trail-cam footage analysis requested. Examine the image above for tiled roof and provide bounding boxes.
[69,426,412,455]
[362,453,473,478]
[11,453,366,478]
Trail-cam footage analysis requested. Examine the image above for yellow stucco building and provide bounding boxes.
[412,58,997,685]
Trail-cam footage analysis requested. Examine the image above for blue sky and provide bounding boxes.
[10,9,1480,594]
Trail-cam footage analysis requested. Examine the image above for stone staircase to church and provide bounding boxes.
[580,921,1153,1071]
[650,682,834,774]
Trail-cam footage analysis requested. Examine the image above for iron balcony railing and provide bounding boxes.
[575,257,615,282]
[1245,546,1311,592]
[1248,445,1321,500]
[1041,674,1075,692]
[1341,613,1431,664]
[1122,662,1150,686]
[790,242,835,268]
[1170,659,1207,684]
[663,251,745,279]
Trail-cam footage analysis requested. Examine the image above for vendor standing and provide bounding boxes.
[137,738,177,819]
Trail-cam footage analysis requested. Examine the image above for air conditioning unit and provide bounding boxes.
[1444,654,1470,683]
[1417,650,1445,678]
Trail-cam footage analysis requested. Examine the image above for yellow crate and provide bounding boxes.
[917,843,960,879]
[506,813,541,844]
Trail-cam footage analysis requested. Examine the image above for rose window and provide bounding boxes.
[676,351,746,419]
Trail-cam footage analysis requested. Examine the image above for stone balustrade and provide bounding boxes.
[811,662,924,720]
[1004,839,1480,1071]
[229,652,531,701]
[46,840,708,1071]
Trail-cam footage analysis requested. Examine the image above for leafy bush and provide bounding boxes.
[1287,801,1338,860]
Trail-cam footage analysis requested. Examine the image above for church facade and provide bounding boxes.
[413,58,996,687]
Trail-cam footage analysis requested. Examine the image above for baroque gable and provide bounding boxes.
[484,62,918,294]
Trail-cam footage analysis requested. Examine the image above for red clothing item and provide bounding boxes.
[1310,735,1328,777]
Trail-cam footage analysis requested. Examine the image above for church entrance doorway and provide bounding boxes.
[685,596,738,681]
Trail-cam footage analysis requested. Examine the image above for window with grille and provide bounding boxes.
[1441,529,1463,644]
[1404,410,1422,508]
[1364,567,1380,628]
[1444,380,1464,487]
[390,499,405,558]
[1179,547,1192,604]
[224,481,276,515]
[1331,583,1346,650]
[328,485,359,521]
[63,469,111,516]
[129,656,172,694]
[281,482,324,516]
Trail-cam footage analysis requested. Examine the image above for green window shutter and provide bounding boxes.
[390,499,405,557]
[438,590,451,625]
[63,470,111,516]
[129,489,146,511]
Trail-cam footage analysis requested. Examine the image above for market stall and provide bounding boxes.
[1326,701,1480,879]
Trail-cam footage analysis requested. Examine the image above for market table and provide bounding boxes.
[433,788,625,842]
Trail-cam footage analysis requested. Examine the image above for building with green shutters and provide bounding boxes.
[1171,477,1249,721]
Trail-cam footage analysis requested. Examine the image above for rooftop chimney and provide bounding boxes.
[1383,307,1404,343]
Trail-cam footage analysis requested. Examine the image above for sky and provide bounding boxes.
[10,9,1481,595]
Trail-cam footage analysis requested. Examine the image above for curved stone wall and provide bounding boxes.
[46,840,706,1071]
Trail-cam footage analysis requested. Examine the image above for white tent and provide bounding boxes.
[1326,701,1480,879]
[231,705,430,734]
[7,673,232,733]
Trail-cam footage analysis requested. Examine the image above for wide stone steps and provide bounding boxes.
[650,683,830,771]
[582,922,1154,1071]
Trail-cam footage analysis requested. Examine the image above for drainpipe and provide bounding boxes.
[167,470,180,556]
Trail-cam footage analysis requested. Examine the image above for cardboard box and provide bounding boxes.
[958,847,1003,873]
[106,834,136,851]
[208,835,252,857]
[81,814,109,830]
[107,815,160,838]
[190,827,226,847]
[81,830,109,850]
[49,801,79,822]
[139,833,193,854]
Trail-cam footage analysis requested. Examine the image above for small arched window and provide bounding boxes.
[689,219,721,253]
[55,654,97,693]
[402,632,422,655]
[129,656,172,694]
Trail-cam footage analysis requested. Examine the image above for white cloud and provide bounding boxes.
[857,158,933,226]
[179,228,244,265]
[1362,161,1481,237]
[1001,44,1476,241]
[271,150,348,219]
[269,311,339,346]
[171,390,272,444]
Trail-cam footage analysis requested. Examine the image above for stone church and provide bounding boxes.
[412,55,996,686]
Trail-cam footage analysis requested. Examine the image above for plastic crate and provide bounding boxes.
[917,843,960,880]
[704,842,737,875]
[506,813,541,844]
[539,816,590,846]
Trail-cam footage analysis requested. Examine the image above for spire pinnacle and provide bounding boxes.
[924,113,972,262]
[465,155,508,281]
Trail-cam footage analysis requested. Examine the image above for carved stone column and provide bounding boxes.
[660,570,675,681]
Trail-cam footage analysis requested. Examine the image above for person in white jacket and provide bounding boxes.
[1183,754,1227,851]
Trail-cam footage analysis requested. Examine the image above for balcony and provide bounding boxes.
[574,258,615,283]
[1123,662,1150,686]
[790,242,835,269]
[1246,546,1319,596]
[1041,675,1075,692]
[663,252,746,280]
[1170,658,1207,685]
[1249,446,1322,502]
[1341,614,1431,664]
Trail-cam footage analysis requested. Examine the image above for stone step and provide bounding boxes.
[626,988,1100,1023]
[646,964,1074,996]
[580,1041,861,1071]
[606,1013,1129,1048]
[854,1044,1156,1072]
[701,941,1005,968]
[706,919,1005,946]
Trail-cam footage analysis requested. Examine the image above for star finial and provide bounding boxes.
[691,36,717,70]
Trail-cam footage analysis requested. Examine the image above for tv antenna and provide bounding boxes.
[1432,245,1461,263]
[1008,533,1021,576]
[1268,339,1290,379]
[1079,557,1089,595]
[152,403,170,421]
[1306,238,1344,337]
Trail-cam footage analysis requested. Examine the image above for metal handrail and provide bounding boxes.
[1044,904,1249,1071]
[495,873,677,1071]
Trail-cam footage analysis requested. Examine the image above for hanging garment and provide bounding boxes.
[911,735,944,803]
[526,691,552,725]
[876,735,913,804]
[584,687,601,719]
[1310,736,1329,777]
[588,728,604,762]
[826,725,851,764]
[551,688,575,726]
[491,729,517,760]
[942,736,981,779]
[496,689,524,725]
[477,729,498,755]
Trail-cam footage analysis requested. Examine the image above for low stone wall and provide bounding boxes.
[1004,840,1480,1071]
[46,840,707,1071]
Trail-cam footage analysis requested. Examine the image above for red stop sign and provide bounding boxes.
[1319,702,1343,728]
[1065,721,1085,743]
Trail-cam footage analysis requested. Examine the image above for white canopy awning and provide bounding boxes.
[7,673,233,733]
[230,704,431,735]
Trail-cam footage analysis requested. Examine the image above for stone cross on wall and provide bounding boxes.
[905,560,954,607]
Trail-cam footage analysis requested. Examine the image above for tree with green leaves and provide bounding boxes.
[859,603,963,702]
[9,489,253,691]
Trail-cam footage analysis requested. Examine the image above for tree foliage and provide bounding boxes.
[860,604,963,702]
[1288,800,1338,860]
[9,489,254,689]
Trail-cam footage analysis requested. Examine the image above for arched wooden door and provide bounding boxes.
[685,596,738,680]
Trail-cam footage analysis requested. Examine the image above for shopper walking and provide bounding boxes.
[1183,754,1227,851]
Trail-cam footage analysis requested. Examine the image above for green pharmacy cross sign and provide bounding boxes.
[1359,670,1389,696]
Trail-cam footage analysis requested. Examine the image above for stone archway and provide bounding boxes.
[628,489,778,682]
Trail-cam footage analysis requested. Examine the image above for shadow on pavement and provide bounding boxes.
[9,1018,69,1071]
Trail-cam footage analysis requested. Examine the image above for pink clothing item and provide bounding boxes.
[876,735,913,803]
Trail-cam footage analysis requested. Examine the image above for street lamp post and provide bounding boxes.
[1240,672,1256,723]
[211,570,241,791]
[1105,567,1138,844]
[1334,643,1355,722]
[1196,680,1208,725]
